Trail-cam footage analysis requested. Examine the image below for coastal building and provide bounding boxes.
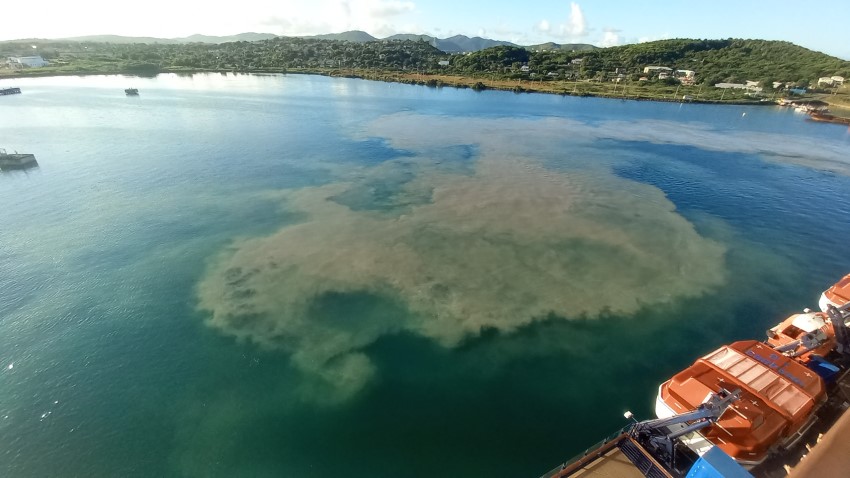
[6,56,49,68]
[437,60,449,67]
[818,77,836,86]
[676,71,697,85]
[643,65,672,74]
[832,76,845,85]
[715,82,747,89]
[716,82,764,92]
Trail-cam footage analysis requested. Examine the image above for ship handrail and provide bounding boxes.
[538,425,631,478]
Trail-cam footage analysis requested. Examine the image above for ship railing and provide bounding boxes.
[538,425,632,478]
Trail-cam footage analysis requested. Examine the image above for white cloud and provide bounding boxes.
[537,2,589,42]
[600,28,621,47]
[367,0,415,17]
[562,2,587,37]
[261,0,417,37]
[638,33,672,43]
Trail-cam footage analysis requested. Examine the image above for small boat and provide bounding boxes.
[0,148,38,170]
[820,273,850,311]
[766,311,836,365]
[125,88,139,96]
[0,87,22,96]
[807,112,850,125]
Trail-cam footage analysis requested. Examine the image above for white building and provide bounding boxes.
[437,60,449,67]
[831,76,845,85]
[676,69,695,78]
[643,66,672,74]
[6,56,49,68]
[571,58,583,65]
[818,77,836,86]
[714,83,747,89]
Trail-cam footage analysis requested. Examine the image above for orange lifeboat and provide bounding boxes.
[766,312,836,364]
[656,340,825,467]
[820,273,850,312]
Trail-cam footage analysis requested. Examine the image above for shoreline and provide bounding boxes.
[1,67,776,107]
[4,68,847,113]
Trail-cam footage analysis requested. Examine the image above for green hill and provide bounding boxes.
[527,42,598,52]
[303,31,378,43]
[527,39,850,86]
[4,35,847,97]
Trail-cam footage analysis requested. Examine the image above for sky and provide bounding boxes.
[2,0,848,59]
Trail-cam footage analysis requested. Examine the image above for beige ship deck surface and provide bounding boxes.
[788,406,850,478]
[569,448,647,478]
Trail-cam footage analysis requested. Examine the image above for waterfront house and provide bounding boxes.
[6,55,49,68]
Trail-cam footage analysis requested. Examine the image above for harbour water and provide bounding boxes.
[1,73,849,477]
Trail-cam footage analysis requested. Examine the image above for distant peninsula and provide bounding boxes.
[1,34,848,106]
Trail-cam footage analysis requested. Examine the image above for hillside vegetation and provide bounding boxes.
[2,37,847,103]
[500,39,849,86]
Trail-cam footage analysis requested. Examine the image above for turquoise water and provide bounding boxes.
[1,73,849,477]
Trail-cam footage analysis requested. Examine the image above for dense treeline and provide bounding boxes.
[0,37,447,73]
[453,39,849,87]
[2,37,848,89]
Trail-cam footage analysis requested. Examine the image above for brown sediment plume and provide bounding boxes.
[197,114,727,401]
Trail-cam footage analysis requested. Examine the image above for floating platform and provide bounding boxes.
[0,149,38,171]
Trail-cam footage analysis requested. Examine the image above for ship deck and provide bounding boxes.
[542,361,850,478]
[541,434,674,478]
[751,365,850,477]
[563,447,650,478]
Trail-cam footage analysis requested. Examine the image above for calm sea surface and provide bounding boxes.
[1,73,849,477]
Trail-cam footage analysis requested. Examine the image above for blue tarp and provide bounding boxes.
[685,446,754,478]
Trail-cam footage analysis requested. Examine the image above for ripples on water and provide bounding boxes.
[1,73,849,477]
